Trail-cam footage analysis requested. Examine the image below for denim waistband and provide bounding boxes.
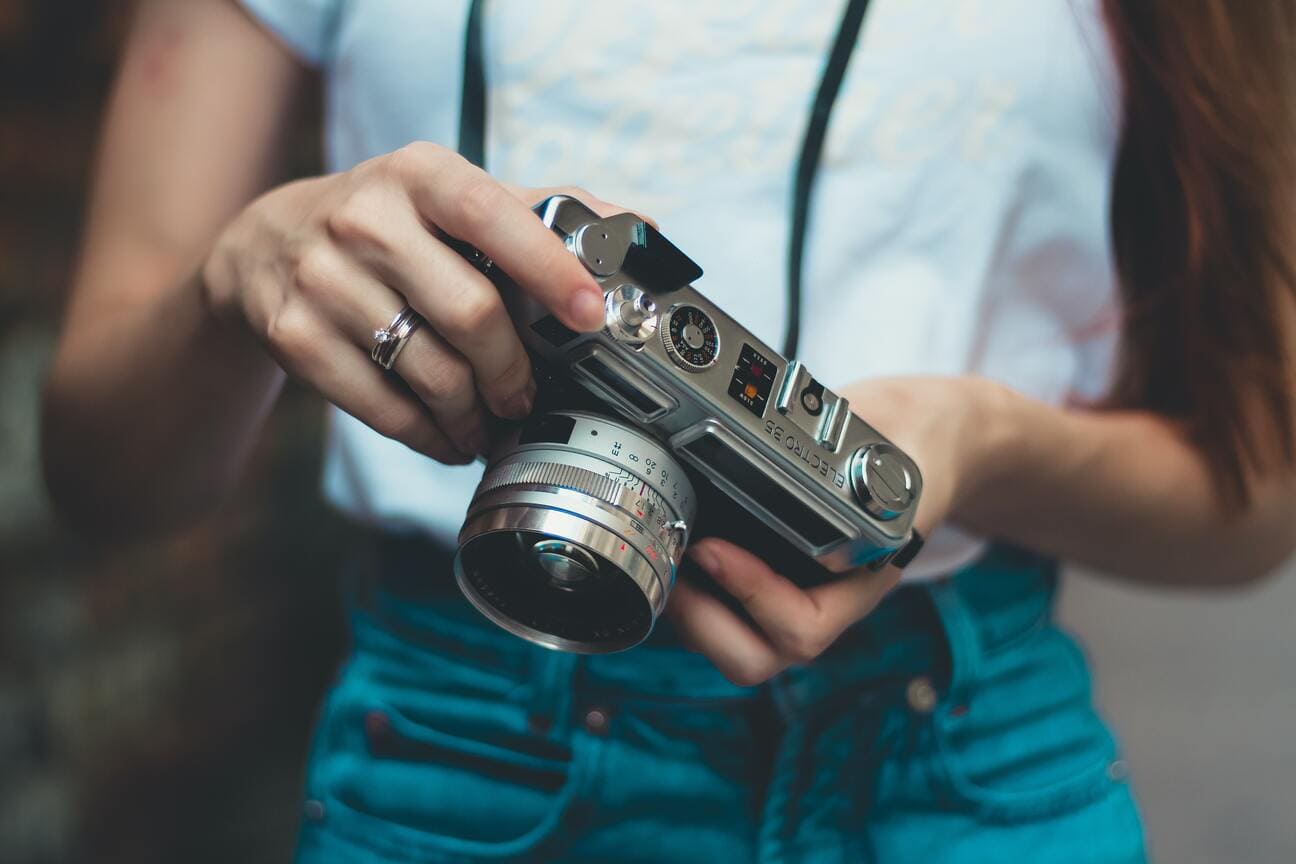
[345,530,1058,710]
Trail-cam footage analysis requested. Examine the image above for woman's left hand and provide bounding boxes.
[664,375,1010,686]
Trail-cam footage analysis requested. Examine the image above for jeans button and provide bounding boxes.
[906,677,938,714]
[365,709,391,742]
[583,707,611,735]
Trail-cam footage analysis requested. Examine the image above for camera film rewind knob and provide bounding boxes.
[850,444,916,521]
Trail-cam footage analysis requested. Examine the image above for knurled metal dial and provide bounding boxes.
[478,460,626,507]
[662,304,720,371]
[477,459,688,554]
[849,444,916,521]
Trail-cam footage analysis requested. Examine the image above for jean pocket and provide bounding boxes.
[318,686,593,861]
[929,629,1121,823]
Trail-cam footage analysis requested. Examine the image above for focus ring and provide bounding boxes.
[478,460,629,509]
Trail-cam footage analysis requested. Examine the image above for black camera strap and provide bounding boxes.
[457,1,922,573]
[784,0,873,358]
[458,0,488,169]
[457,0,873,359]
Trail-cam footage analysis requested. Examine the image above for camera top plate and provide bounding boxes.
[477,196,923,573]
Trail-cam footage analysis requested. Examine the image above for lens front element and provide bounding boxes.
[455,411,695,653]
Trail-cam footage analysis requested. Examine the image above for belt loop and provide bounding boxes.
[529,650,580,734]
[924,576,983,707]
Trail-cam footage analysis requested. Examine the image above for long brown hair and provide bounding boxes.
[1102,0,1296,505]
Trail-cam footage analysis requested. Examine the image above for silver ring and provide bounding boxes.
[371,305,422,370]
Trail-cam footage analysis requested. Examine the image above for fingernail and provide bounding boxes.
[502,389,534,420]
[570,287,605,331]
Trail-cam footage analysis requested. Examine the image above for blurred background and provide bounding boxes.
[0,2,1292,862]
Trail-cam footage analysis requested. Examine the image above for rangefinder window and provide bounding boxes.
[573,354,673,421]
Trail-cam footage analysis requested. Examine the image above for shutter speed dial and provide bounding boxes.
[662,304,720,371]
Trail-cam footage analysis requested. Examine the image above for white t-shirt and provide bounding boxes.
[241,0,1123,580]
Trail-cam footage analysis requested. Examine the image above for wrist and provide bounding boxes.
[200,174,333,327]
[199,198,259,330]
[950,376,1029,519]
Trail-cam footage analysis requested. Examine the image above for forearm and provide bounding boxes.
[39,0,319,537]
[956,383,1296,585]
[43,265,284,537]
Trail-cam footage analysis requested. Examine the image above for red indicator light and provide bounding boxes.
[751,363,764,378]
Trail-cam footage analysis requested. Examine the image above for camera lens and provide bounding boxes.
[454,410,695,653]
[531,539,599,588]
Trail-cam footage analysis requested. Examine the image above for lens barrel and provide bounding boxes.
[454,411,695,653]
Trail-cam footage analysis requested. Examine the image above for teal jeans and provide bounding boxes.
[294,541,1145,863]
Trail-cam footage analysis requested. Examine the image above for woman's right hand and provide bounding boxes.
[201,141,615,464]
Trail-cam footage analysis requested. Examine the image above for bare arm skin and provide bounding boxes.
[958,380,1296,586]
[46,2,1294,686]
[671,363,1296,686]
[671,373,1296,686]
[43,0,617,537]
[43,0,303,534]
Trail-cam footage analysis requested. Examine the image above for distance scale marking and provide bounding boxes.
[566,415,692,565]
[581,419,692,512]
[602,467,675,530]
[662,304,720,371]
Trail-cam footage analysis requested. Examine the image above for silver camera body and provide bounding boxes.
[452,196,923,653]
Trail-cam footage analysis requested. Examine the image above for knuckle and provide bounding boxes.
[289,244,339,300]
[411,427,462,463]
[263,300,314,360]
[370,402,426,443]
[452,176,504,232]
[415,356,473,403]
[326,192,391,251]
[783,627,829,664]
[444,286,505,337]
[386,141,444,179]
[485,348,532,394]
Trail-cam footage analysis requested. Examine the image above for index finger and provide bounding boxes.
[402,149,606,332]
[689,538,900,662]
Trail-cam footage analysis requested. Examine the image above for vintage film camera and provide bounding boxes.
[450,196,924,653]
